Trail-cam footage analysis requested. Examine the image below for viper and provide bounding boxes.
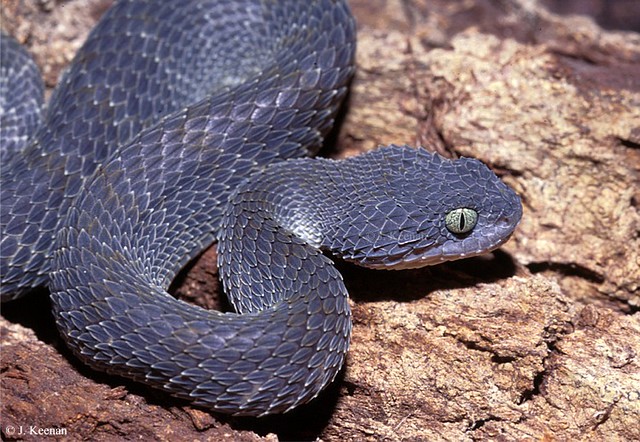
[0,0,522,416]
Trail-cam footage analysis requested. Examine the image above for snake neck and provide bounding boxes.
[221,145,523,275]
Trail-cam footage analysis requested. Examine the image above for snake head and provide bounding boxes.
[321,145,523,270]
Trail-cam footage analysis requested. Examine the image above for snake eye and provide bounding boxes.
[445,208,478,234]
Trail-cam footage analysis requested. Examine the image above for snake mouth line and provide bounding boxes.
[338,218,519,270]
[394,234,516,270]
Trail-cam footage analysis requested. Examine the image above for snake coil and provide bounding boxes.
[0,0,522,416]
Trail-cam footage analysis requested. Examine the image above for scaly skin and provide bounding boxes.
[0,0,521,416]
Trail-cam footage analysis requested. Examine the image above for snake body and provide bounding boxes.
[1,0,522,416]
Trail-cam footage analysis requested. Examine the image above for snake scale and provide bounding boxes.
[0,0,522,416]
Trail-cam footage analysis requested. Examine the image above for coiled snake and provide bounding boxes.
[0,0,522,416]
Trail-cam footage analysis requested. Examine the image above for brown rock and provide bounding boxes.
[2,0,638,440]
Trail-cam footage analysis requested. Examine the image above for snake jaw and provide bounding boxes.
[334,222,517,271]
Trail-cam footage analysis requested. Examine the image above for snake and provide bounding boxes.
[0,0,522,416]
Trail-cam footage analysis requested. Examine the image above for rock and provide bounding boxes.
[2,0,638,440]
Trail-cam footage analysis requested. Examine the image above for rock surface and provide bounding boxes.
[1,0,638,440]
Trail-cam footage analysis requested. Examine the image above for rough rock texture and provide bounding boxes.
[1,0,638,441]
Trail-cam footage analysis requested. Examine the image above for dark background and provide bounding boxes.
[543,0,640,32]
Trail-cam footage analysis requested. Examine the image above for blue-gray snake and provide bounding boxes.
[0,0,522,416]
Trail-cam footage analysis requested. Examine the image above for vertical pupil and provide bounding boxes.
[459,212,466,230]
